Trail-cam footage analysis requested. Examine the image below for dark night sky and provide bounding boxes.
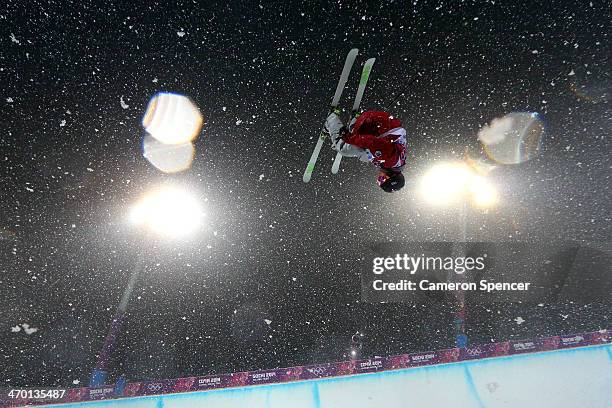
[1,0,610,387]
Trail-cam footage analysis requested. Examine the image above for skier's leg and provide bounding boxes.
[326,113,367,159]
[324,112,344,137]
[324,112,348,149]
[326,112,368,160]
[334,138,367,159]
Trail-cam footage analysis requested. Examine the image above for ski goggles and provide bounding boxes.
[377,173,390,187]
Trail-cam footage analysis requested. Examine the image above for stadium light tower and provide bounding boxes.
[418,161,498,348]
[90,186,203,386]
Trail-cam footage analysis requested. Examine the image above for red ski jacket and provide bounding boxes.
[343,111,407,170]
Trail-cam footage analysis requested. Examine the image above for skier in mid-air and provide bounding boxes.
[324,110,406,192]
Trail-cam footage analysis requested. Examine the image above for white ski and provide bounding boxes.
[331,57,376,175]
[303,48,359,183]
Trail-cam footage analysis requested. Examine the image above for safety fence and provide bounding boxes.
[1,330,609,407]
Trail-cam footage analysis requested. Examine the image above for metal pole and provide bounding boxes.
[453,200,469,348]
[90,253,145,386]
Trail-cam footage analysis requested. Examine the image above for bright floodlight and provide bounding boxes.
[419,162,472,205]
[419,162,497,208]
[129,186,203,238]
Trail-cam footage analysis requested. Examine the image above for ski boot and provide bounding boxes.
[348,112,360,132]
[324,110,344,141]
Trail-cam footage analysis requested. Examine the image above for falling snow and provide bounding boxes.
[1,0,609,390]
[120,95,129,109]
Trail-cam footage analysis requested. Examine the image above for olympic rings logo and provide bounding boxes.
[306,367,327,376]
[147,383,163,392]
